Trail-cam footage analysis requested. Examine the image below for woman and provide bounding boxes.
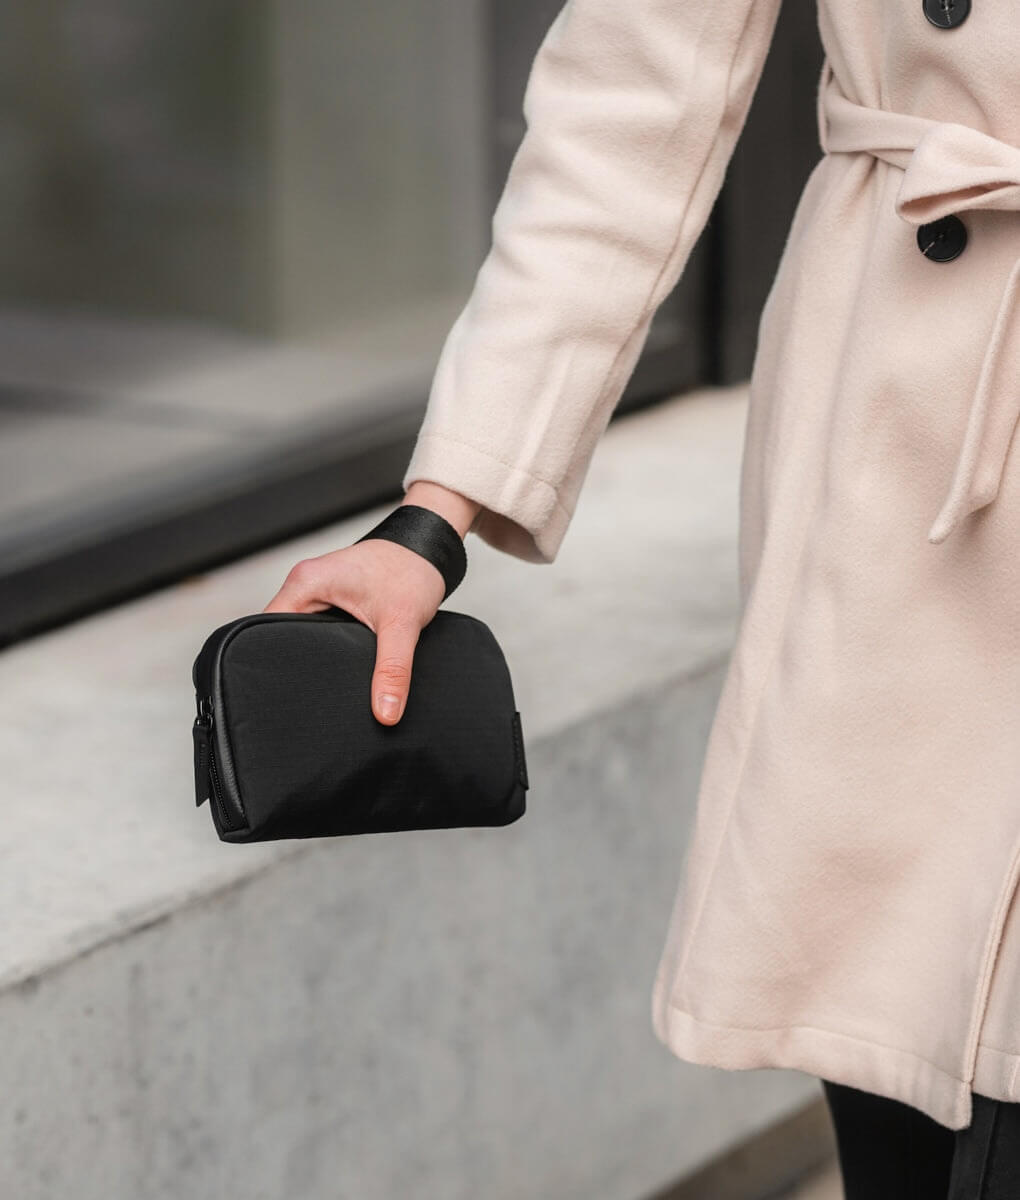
[266,0,1020,1191]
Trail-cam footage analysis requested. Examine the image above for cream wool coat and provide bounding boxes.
[401,0,1020,1131]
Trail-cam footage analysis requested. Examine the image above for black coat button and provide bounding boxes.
[917,214,967,262]
[923,0,970,28]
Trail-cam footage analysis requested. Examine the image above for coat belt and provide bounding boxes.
[818,59,1020,545]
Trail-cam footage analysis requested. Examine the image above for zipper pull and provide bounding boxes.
[193,697,213,807]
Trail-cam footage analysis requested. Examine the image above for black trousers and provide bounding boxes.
[822,1079,1020,1199]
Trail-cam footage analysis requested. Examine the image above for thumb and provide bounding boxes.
[371,617,419,725]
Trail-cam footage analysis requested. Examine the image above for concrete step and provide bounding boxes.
[1,385,824,1199]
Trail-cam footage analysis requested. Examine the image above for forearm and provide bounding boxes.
[402,0,785,565]
[401,480,481,541]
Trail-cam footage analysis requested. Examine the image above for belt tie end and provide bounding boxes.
[890,125,1020,545]
[822,70,1020,547]
[924,255,1020,544]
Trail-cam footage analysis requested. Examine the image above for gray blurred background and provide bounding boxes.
[0,0,819,648]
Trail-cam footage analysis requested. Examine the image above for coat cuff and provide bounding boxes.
[402,430,573,565]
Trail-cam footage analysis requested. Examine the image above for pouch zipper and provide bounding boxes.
[207,738,234,832]
[194,697,237,832]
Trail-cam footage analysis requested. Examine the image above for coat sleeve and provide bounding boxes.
[401,0,786,564]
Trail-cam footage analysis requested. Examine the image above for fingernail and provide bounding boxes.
[378,694,400,720]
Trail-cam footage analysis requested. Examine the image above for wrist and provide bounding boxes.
[357,503,468,600]
[402,481,481,541]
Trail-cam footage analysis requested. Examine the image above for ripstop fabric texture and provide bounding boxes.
[192,610,528,842]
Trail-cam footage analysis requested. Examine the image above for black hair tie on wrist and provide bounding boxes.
[355,504,467,600]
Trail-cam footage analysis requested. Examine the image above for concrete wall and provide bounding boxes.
[0,389,820,1199]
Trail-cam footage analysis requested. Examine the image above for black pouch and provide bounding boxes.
[191,607,529,843]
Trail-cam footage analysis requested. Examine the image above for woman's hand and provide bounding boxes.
[262,481,482,726]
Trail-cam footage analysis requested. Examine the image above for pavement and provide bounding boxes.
[783,1161,841,1199]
